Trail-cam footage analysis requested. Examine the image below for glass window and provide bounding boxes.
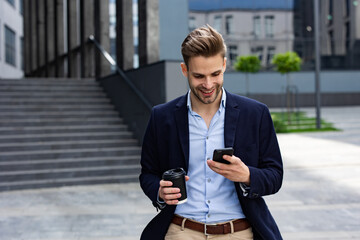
[251,46,263,62]
[329,30,334,55]
[19,0,23,14]
[6,0,15,7]
[214,15,222,32]
[20,36,24,70]
[345,22,350,52]
[5,25,16,66]
[253,16,261,38]
[228,45,238,66]
[189,17,196,32]
[345,0,350,17]
[225,15,234,35]
[328,0,333,25]
[267,46,276,66]
[265,16,274,38]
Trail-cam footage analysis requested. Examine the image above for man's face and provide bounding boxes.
[181,54,226,106]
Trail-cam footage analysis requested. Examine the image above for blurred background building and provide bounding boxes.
[0,0,359,191]
[188,0,294,69]
[1,0,360,78]
[294,0,360,70]
[188,0,360,71]
[0,0,24,78]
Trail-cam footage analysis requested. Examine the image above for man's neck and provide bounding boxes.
[190,90,222,124]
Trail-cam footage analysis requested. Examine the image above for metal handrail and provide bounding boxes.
[88,35,153,111]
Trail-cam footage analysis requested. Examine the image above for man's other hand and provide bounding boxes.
[158,176,189,205]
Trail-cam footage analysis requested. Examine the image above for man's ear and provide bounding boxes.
[223,57,227,73]
[180,63,188,77]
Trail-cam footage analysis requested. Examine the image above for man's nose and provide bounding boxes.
[202,76,212,88]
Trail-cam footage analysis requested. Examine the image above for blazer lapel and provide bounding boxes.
[175,94,190,171]
[224,91,240,148]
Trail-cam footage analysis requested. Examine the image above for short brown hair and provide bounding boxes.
[181,25,227,67]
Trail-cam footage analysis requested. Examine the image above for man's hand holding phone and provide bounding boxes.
[207,148,251,185]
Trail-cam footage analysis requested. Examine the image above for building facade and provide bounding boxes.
[109,0,188,70]
[0,0,24,78]
[188,0,294,69]
[294,0,360,70]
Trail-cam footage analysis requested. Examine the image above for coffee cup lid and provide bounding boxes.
[162,168,185,179]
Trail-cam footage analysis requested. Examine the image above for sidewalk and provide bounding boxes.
[0,106,359,240]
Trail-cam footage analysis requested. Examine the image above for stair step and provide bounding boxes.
[0,155,140,171]
[0,139,139,152]
[0,155,139,165]
[0,116,120,122]
[0,124,128,135]
[0,103,113,110]
[0,85,102,91]
[0,120,123,127]
[0,78,97,85]
[0,78,140,191]
[0,91,107,97]
[0,131,134,144]
[0,111,119,119]
[0,174,139,192]
[0,98,110,104]
[0,164,140,181]
[0,146,142,161]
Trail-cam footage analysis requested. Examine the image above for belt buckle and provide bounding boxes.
[204,223,216,236]
[204,223,209,236]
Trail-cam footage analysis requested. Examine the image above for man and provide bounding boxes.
[140,25,283,240]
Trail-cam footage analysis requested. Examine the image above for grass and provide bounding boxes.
[270,111,339,133]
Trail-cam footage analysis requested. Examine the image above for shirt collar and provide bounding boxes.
[187,88,226,114]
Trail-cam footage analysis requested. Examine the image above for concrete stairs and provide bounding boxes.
[0,78,141,191]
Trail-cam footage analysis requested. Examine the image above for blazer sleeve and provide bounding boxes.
[246,106,283,199]
[139,108,162,206]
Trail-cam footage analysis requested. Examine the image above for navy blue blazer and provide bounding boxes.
[140,91,283,240]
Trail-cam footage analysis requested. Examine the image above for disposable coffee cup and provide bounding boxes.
[162,168,187,204]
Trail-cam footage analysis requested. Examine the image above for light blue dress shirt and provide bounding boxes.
[174,89,246,223]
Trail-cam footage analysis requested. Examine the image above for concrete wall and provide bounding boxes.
[134,60,360,106]
[160,60,360,106]
[164,61,189,102]
[102,60,359,142]
[224,70,360,94]
[159,0,189,61]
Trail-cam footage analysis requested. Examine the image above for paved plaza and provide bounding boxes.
[0,106,359,240]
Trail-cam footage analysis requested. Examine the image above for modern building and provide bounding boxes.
[109,0,188,70]
[294,0,360,70]
[0,0,24,78]
[188,0,294,69]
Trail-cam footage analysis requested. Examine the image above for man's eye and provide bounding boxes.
[194,75,203,79]
[212,72,221,76]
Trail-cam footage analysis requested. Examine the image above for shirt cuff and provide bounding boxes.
[156,190,167,210]
[239,182,251,197]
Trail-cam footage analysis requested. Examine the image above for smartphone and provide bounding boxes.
[212,147,234,164]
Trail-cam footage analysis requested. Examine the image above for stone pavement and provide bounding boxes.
[0,106,359,240]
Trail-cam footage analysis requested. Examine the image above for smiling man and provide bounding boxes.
[140,25,283,240]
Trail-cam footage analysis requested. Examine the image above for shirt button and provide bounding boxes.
[206,136,209,140]
[208,214,211,218]
[207,200,211,204]
[207,178,211,183]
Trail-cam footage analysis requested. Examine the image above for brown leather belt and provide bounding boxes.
[171,215,250,235]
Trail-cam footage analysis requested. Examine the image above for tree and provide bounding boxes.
[272,51,302,122]
[233,55,261,97]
